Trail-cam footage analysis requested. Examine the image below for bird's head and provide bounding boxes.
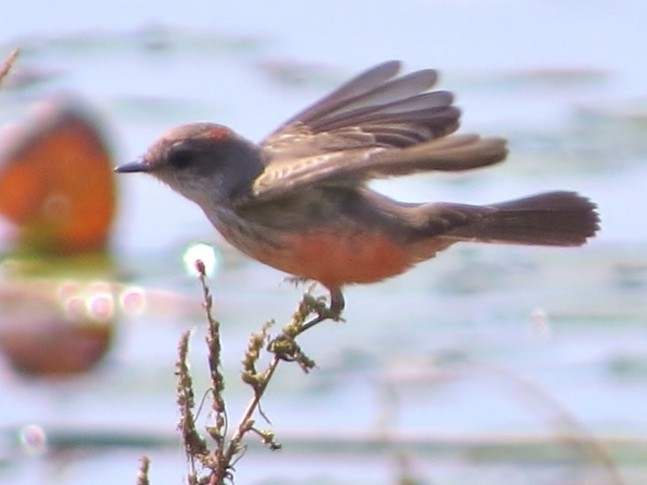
[115,123,263,206]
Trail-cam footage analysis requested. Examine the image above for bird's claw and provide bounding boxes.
[300,293,345,332]
[283,275,309,287]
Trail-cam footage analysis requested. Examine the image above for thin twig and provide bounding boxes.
[176,265,333,484]
[0,48,19,87]
[136,456,151,485]
[228,354,281,450]
[223,292,323,463]
[176,330,208,464]
[195,260,231,483]
[475,363,624,485]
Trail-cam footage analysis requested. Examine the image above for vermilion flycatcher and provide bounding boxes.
[116,61,599,319]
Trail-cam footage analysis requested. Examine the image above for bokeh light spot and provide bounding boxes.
[119,286,146,315]
[64,296,86,320]
[19,424,47,456]
[87,291,115,321]
[182,242,219,277]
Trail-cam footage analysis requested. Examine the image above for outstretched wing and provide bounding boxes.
[242,61,507,205]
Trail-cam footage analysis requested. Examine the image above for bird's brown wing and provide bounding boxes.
[240,61,507,206]
[263,61,457,150]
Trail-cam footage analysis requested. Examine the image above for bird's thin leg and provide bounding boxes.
[328,288,345,319]
[301,287,345,332]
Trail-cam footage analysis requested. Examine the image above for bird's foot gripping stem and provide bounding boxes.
[300,287,345,332]
[268,288,344,365]
[281,278,345,331]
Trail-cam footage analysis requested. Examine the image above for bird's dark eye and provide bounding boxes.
[168,147,195,170]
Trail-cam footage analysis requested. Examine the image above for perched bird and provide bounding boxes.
[116,61,599,320]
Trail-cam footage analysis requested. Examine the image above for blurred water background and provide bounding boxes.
[1,1,646,484]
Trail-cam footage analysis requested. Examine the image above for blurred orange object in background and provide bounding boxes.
[0,98,116,254]
[0,97,119,376]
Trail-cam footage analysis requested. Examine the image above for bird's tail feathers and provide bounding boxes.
[447,191,599,246]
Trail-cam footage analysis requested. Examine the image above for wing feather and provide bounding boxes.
[240,62,507,206]
[243,135,507,205]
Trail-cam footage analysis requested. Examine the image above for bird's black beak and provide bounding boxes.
[114,160,150,173]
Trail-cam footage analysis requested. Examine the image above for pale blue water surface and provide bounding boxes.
[1,1,646,484]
